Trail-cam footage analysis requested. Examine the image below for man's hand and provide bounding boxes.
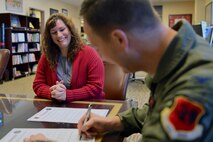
[77,113,124,138]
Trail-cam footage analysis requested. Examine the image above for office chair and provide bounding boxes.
[103,61,130,100]
[129,72,145,83]
[0,49,10,84]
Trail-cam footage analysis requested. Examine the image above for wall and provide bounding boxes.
[0,0,81,33]
[205,0,212,5]
[0,1,208,30]
[205,0,213,25]
[153,1,194,26]
[194,0,205,24]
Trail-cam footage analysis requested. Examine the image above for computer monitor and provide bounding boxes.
[192,24,203,37]
[201,21,209,39]
[193,21,212,39]
[192,21,213,46]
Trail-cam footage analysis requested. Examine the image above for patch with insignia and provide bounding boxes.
[194,76,211,84]
[161,96,205,141]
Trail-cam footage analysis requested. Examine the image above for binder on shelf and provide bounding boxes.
[22,54,29,63]
[17,43,28,52]
[36,43,40,51]
[18,33,25,42]
[12,55,23,65]
[29,53,36,62]
[11,33,25,42]
[27,33,40,42]
[12,46,16,53]
[29,43,40,51]
[0,23,5,49]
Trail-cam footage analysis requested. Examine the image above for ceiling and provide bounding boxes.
[60,0,194,7]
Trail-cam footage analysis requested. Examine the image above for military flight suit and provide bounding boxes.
[118,20,213,142]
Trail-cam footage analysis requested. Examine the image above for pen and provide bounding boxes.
[79,104,93,140]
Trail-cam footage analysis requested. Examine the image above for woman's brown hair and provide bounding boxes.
[42,13,82,68]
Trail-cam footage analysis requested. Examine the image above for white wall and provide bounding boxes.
[205,0,212,5]
[153,1,195,26]
[0,0,81,33]
[205,0,213,25]
[194,0,205,24]
[0,0,209,30]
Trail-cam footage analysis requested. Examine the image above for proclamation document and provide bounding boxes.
[27,107,109,123]
[0,128,95,142]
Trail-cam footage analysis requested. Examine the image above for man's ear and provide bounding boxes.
[111,29,128,50]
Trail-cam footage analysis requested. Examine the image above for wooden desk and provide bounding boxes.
[0,94,130,142]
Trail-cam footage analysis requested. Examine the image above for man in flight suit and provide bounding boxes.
[78,0,213,141]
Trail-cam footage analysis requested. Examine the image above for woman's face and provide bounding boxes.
[50,19,71,50]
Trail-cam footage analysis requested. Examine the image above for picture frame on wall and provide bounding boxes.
[62,8,68,16]
[50,8,59,15]
[169,14,192,27]
[5,0,23,13]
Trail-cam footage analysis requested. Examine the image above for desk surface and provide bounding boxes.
[0,94,130,142]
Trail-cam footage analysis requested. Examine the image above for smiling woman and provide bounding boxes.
[33,13,105,102]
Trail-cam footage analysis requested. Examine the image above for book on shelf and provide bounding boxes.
[17,43,28,52]
[12,55,23,65]
[18,33,25,42]
[29,43,40,51]
[29,53,36,62]
[22,54,29,63]
[27,33,40,42]
[12,33,25,42]
[12,46,16,53]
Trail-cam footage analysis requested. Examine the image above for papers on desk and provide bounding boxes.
[0,128,95,142]
[27,107,109,123]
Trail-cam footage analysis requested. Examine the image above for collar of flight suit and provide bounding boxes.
[152,20,197,83]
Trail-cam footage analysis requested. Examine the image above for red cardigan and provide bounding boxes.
[33,45,105,101]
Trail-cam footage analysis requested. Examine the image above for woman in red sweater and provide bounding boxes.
[33,13,105,101]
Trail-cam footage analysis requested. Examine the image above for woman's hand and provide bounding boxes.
[24,133,56,142]
[50,81,66,101]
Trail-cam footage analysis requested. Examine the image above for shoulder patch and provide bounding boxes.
[161,96,205,141]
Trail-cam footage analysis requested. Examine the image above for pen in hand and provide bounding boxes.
[79,104,93,140]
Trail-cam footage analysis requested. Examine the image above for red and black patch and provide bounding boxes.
[169,96,204,131]
[161,96,205,140]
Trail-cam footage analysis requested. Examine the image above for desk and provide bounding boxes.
[0,94,130,142]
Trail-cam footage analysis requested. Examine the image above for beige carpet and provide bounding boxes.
[0,71,150,142]
[0,75,36,97]
[0,72,150,104]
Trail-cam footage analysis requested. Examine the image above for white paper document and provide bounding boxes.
[27,107,109,123]
[0,128,94,142]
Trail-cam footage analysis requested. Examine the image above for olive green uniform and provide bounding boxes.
[118,20,213,142]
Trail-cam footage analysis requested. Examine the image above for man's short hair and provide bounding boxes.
[80,0,160,38]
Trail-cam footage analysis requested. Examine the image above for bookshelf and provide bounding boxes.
[80,19,90,45]
[0,13,41,80]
